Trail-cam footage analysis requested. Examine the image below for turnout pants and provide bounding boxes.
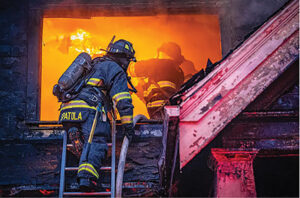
[62,110,110,182]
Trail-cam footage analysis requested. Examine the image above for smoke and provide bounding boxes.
[228,0,289,34]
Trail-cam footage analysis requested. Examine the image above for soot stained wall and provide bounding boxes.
[0,1,28,140]
[219,0,289,56]
[0,0,291,140]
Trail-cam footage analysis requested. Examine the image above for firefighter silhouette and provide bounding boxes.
[129,42,196,119]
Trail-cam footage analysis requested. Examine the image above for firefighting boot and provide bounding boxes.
[79,178,104,192]
[68,127,84,158]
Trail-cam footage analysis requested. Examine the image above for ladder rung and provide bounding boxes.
[63,191,111,196]
[66,144,73,148]
[67,143,112,148]
[65,166,111,171]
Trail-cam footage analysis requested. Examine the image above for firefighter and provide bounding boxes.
[157,42,197,82]
[59,39,136,191]
[129,42,189,119]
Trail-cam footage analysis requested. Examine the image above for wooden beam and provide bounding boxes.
[176,0,299,168]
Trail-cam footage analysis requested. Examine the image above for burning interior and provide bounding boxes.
[41,15,222,120]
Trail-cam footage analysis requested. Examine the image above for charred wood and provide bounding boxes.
[0,123,163,197]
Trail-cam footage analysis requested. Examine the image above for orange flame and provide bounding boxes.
[41,15,222,120]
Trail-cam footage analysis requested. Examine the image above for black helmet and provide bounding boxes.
[157,42,184,64]
[108,39,136,62]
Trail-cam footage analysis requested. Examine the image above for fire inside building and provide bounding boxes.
[0,0,299,197]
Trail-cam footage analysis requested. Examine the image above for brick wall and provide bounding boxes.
[0,1,28,140]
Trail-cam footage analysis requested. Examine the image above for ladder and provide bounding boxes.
[59,120,116,197]
[58,114,145,197]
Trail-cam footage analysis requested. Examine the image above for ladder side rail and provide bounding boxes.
[59,131,68,198]
[111,103,117,198]
[111,118,116,198]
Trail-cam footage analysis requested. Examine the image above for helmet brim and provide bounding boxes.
[101,48,136,62]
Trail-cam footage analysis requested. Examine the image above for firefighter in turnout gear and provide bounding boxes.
[158,42,197,82]
[129,42,186,119]
[58,38,136,191]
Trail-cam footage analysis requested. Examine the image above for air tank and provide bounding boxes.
[58,52,92,90]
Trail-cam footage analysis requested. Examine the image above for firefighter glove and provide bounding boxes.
[123,124,135,142]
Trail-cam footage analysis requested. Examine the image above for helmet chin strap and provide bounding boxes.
[119,58,138,93]
[127,76,137,93]
[119,57,130,71]
[106,54,137,93]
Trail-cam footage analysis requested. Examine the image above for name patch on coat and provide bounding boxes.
[60,112,82,121]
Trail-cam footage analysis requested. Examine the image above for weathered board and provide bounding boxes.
[173,0,299,168]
